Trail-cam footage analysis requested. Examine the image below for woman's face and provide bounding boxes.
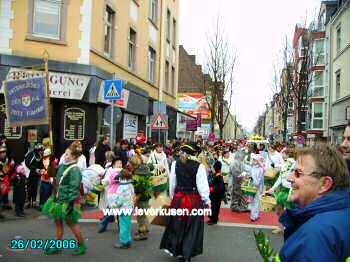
[64,148,76,162]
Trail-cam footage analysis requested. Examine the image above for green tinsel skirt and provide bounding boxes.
[275,187,295,209]
[42,196,82,223]
[152,183,168,193]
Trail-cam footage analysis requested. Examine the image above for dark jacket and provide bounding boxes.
[115,149,128,167]
[279,189,350,262]
[210,173,226,200]
[25,151,43,178]
[346,159,350,176]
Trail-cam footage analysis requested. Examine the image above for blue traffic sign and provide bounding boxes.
[104,79,123,100]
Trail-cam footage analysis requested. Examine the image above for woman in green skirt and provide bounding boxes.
[266,145,296,234]
[42,141,86,255]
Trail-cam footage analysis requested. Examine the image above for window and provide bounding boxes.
[128,28,136,71]
[150,0,158,24]
[32,0,62,40]
[171,66,175,95]
[299,36,305,57]
[148,47,156,83]
[172,18,176,47]
[336,25,341,53]
[312,71,324,97]
[165,61,169,91]
[104,6,114,56]
[312,103,323,129]
[166,9,171,42]
[313,39,324,65]
[336,70,341,100]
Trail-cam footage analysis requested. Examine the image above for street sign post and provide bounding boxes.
[151,112,168,144]
[105,79,123,148]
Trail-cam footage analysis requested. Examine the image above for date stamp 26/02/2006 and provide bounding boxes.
[10,239,77,250]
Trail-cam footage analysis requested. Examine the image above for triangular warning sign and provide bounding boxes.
[151,112,168,129]
[107,82,119,97]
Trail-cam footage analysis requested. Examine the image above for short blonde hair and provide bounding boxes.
[296,143,350,190]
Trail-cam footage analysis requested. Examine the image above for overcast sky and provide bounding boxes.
[179,0,322,132]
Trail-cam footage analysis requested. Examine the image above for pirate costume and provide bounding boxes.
[160,143,210,262]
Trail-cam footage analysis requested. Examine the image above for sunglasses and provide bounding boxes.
[293,169,324,178]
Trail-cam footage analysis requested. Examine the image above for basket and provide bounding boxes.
[241,178,258,197]
[264,168,279,180]
[260,195,277,212]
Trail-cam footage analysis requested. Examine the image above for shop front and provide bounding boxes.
[0,53,149,162]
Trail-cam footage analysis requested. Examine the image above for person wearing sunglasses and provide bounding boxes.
[277,143,350,262]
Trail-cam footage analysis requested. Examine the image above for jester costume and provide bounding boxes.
[160,144,210,262]
[42,162,82,223]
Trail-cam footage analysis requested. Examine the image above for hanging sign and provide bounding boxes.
[3,77,48,127]
[5,68,90,100]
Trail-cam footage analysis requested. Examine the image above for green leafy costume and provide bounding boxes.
[42,163,82,223]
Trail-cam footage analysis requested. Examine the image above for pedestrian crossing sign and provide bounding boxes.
[151,112,168,129]
[104,79,123,100]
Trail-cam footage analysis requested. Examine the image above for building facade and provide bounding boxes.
[0,0,179,159]
[326,0,350,144]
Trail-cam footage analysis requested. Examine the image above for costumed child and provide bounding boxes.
[249,154,265,222]
[207,161,225,225]
[129,155,153,241]
[11,164,27,217]
[42,142,86,255]
[98,156,122,233]
[111,168,134,249]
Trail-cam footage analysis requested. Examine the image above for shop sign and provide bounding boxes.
[186,119,198,131]
[4,77,48,127]
[4,68,90,100]
[64,107,85,141]
[123,113,138,140]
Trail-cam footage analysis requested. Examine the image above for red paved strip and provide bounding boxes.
[81,208,279,226]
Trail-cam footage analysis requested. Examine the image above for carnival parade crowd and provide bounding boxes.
[1,121,350,261]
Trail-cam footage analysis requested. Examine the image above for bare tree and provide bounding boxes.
[283,25,322,135]
[203,18,236,139]
[272,37,294,143]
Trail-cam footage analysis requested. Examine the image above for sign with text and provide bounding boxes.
[4,68,90,100]
[4,77,48,127]
[64,107,85,141]
[0,103,22,140]
[186,119,198,131]
[123,113,138,140]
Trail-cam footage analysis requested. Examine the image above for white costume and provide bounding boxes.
[249,154,265,221]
